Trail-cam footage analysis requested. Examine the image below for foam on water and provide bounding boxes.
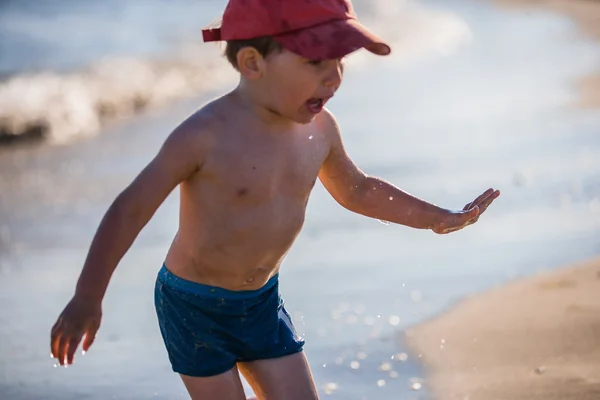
[0,44,236,144]
[0,0,472,145]
[348,0,473,69]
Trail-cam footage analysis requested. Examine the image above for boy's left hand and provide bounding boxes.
[431,188,500,234]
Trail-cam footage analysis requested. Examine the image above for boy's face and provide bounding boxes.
[259,48,345,124]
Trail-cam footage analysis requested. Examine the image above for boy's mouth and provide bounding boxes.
[306,97,326,114]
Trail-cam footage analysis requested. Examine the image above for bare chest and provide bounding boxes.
[203,131,328,201]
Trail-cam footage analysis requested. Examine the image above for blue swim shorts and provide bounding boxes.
[154,264,305,377]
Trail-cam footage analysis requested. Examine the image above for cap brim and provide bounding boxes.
[273,18,391,61]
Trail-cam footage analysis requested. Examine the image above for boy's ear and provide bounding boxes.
[237,47,265,79]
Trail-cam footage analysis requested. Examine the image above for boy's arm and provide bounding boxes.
[75,116,208,301]
[51,115,209,366]
[317,110,499,233]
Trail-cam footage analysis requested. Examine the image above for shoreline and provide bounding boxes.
[403,2,600,395]
[493,0,600,109]
[405,257,600,399]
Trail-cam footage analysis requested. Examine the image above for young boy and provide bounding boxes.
[50,0,500,399]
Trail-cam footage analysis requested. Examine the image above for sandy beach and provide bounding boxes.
[406,258,600,399]
[405,2,600,398]
[494,0,600,108]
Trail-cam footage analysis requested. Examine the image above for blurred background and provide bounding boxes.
[1,0,599,399]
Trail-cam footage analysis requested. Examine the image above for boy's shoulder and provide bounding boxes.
[185,96,231,130]
[167,96,232,144]
[320,107,339,128]
[318,107,343,139]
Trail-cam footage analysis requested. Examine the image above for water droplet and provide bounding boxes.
[379,362,392,371]
[357,352,367,360]
[350,361,360,369]
[411,382,422,391]
[388,315,400,326]
[535,366,546,374]
[309,135,313,140]
[323,382,338,395]
[394,352,408,362]
[322,363,327,368]
[53,364,58,368]
[377,379,386,387]
[50,353,54,359]
[377,313,381,318]
[82,350,86,355]
[378,220,391,225]
[410,290,422,302]
[389,196,393,200]
[389,371,399,379]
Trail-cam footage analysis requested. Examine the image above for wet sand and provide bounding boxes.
[406,257,600,399]
[494,0,600,108]
[404,1,600,398]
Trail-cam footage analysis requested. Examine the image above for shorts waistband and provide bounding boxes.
[158,264,279,300]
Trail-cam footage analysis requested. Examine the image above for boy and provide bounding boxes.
[50,0,500,399]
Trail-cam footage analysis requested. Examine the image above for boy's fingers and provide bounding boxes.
[58,334,70,365]
[51,333,60,359]
[476,190,500,214]
[481,189,500,206]
[82,324,100,352]
[464,188,495,210]
[50,320,63,358]
[66,336,83,365]
[463,188,494,211]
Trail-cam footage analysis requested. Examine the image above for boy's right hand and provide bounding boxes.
[50,295,102,366]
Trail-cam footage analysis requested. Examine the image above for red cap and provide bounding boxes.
[202,0,391,61]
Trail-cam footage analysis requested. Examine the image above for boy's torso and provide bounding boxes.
[165,95,332,291]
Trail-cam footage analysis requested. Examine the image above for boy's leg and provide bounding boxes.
[180,365,248,400]
[237,352,319,400]
[155,267,254,399]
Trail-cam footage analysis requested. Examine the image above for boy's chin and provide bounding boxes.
[273,107,318,125]
[295,116,317,125]
[267,107,314,125]
[292,111,319,125]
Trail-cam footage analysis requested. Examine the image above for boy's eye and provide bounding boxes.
[308,59,322,66]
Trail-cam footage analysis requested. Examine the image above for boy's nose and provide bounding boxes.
[323,61,343,89]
